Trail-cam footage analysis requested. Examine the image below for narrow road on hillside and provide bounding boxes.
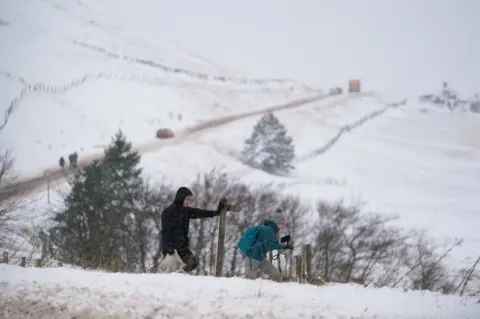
[0,92,343,201]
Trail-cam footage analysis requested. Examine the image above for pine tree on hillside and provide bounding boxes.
[101,130,145,272]
[242,112,295,174]
[102,130,143,207]
[49,130,146,271]
[49,159,117,268]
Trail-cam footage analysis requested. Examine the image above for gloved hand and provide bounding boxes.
[283,243,294,250]
[217,197,227,213]
[280,235,291,243]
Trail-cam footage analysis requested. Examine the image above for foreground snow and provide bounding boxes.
[0,264,478,319]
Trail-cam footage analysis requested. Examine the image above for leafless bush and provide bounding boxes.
[187,169,307,276]
[43,166,468,295]
[392,233,462,293]
[0,149,27,247]
[0,227,54,267]
[311,201,405,284]
[455,256,480,296]
[310,201,465,294]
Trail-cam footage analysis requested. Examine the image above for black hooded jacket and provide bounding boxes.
[161,187,220,254]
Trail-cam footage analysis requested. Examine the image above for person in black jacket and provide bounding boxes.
[159,186,227,273]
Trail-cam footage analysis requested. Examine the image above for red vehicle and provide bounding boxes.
[156,128,175,139]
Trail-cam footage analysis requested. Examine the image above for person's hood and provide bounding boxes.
[174,187,193,205]
[263,219,279,233]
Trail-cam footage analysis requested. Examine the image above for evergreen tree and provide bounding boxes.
[242,112,295,174]
[102,130,143,208]
[49,159,115,268]
[49,130,146,271]
[102,130,144,272]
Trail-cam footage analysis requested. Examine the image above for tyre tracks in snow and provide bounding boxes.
[0,92,336,202]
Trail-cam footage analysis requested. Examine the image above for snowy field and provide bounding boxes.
[1,264,479,319]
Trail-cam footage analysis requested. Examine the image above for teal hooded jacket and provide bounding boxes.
[238,220,284,261]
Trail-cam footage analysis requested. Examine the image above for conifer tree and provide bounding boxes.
[242,112,295,174]
[49,159,115,268]
[49,130,146,271]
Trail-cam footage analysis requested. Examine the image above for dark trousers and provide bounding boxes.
[176,247,199,273]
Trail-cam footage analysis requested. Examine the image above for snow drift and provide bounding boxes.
[1,264,478,319]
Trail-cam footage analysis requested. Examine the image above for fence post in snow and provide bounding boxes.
[301,244,312,283]
[277,253,282,274]
[294,255,302,283]
[288,253,294,278]
[214,209,227,277]
[2,251,8,263]
[21,257,26,267]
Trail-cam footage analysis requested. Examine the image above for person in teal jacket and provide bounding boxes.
[238,217,293,281]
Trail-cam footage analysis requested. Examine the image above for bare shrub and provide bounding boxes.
[41,162,468,295]
[187,169,308,276]
[0,149,43,266]
[311,201,405,284]
[455,256,480,296]
[0,227,51,267]
[0,149,28,247]
[391,234,461,293]
[310,201,465,294]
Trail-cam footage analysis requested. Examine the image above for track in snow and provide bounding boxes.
[1,92,362,201]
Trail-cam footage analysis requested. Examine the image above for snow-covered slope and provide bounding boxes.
[1,264,478,319]
[198,96,480,268]
[1,0,315,177]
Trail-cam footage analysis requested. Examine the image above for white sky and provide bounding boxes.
[85,0,480,96]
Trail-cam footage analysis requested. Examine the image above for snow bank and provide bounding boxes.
[0,264,478,319]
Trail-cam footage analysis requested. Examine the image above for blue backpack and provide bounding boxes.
[238,226,262,254]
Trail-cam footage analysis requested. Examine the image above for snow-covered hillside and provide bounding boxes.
[1,0,316,177]
[1,264,478,319]
[197,96,480,267]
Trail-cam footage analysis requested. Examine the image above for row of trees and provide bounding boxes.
[0,116,478,297]
[0,149,20,246]
[33,130,479,297]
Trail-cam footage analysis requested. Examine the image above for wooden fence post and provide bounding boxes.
[35,259,41,267]
[277,253,282,275]
[214,209,227,277]
[288,253,293,279]
[294,255,302,283]
[21,257,26,267]
[301,244,312,283]
[2,251,8,263]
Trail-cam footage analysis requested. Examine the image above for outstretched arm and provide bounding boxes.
[264,227,284,251]
[186,206,220,219]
